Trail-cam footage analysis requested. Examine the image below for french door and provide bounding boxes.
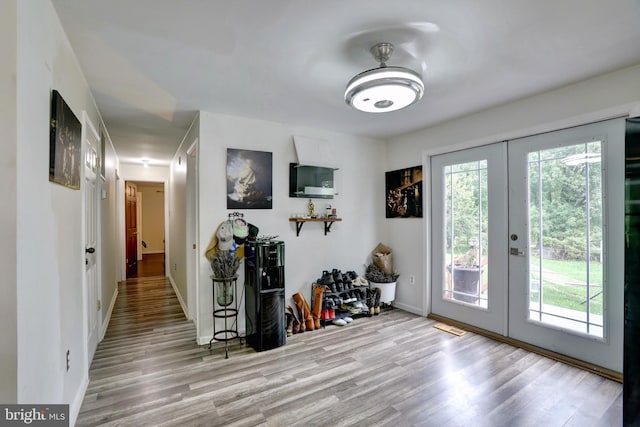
[507,119,624,371]
[431,118,624,372]
[431,142,508,335]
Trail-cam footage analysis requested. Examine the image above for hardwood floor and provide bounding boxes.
[130,253,166,278]
[77,276,622,426]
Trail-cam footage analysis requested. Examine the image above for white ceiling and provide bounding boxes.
[51,0,640,166]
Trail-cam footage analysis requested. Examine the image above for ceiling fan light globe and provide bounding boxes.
[345,66,424,113]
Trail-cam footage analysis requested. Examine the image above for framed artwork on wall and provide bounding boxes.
[226,148,273,209]
[49,90,82,190]
[385,165,423,218]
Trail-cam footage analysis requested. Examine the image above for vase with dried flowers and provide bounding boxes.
[210,251,241,306]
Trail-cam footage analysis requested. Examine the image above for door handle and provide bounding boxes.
[510,247,524,256]
[86,247,96,254]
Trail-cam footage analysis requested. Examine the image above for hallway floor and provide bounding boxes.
[129,253,165,278]
[76,276,622,426]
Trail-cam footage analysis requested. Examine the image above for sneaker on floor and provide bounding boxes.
[353,276,368,287]
[333,318,347,326]
[344,317,353,323]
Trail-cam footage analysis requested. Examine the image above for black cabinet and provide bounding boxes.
[625,118,640,426]
[245,240,286,352]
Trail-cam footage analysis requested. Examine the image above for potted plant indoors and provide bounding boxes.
[365,263,400,304]
[447,243,485,303]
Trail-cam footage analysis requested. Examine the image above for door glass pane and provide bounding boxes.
[443,160,488,307]
[527,141,603,338]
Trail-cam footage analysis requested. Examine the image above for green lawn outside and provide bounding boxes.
[530,256,603,316]
[531,256,603,284]
[530,279,603,316]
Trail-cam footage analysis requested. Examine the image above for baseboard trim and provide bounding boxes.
[392,301,423,316]
[198,329,246,346]
[427,313,622,383]
[198,335,213,346]
[69,374,89,427]
[101,287,119,341]
[168,274,189,319]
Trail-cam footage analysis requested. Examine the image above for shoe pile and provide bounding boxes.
[284,268,384,335]
[315,268,382,323]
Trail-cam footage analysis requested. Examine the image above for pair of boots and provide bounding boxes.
[367,287,381,315]
[286,302,313,335]
[292,284,329,332]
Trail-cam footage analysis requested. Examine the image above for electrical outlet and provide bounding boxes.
[409,275,416,285]
[66,350,70,372]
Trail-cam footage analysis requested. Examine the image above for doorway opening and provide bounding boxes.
[125,180,166,278]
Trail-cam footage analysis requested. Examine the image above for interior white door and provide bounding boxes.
[84,115,101,362]
[507,118,625,372]
[431,142,508,335]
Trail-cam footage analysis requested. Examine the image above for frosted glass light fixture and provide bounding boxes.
[345,43,424,113]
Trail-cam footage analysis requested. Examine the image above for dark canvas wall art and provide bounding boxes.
[49,90,82,190]
[227,148,273,209]
[385,165,423,218]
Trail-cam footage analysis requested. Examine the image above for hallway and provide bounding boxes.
[76,276,219,426]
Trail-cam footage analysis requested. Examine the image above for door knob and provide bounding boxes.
[86,247,96,254]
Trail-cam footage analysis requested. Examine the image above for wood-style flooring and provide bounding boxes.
[76,276,622,426]
[129,253,166,278]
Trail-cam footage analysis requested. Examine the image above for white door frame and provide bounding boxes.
[423,112,631,373]
[186,139,199,324]
[424,103,640,317]
[117,172,169,282]
[136,191,143,260]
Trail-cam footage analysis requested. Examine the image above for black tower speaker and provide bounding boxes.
[245,240,286,352]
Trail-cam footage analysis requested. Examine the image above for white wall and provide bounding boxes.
[386,64,640,316]
[169,117,197,324]
[100,130,119,336]
[15,0,115,422]
[193,111,387,343]
[0,0,18,404]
